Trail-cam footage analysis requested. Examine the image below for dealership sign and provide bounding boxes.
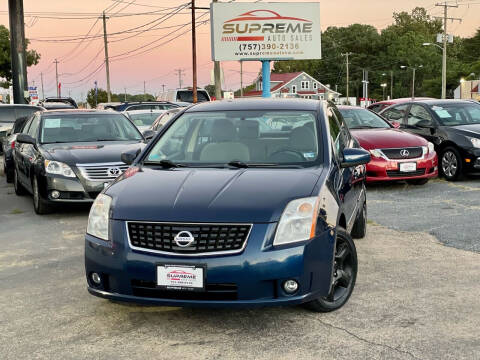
[210,2,321,61]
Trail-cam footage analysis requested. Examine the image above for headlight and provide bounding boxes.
[428,142,435,153]
[369,149,383,158]
[468,137,480,148]
[87,194,112,241]
[44,160,76,177]
[273,197,318,246]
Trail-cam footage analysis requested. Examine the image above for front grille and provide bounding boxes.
[127,222,252,255]
[386,169,426,177]
[381,147,423,159]
[77,162,129,181]
[131,280,238,300]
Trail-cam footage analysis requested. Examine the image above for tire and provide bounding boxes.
[440,147,463,181]
[33,177,52,215]
[3,155,13,183]
[13,167,26,195]
[303,228,357,312]
[351,201,367,239]
[407,178,429,185]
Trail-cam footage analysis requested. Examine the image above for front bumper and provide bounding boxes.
[366,152,438,182]
[462,148,480,173]
[85,220,336,307]
[39,174,107,203]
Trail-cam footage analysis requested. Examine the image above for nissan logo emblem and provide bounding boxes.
[174,231,195,247]
[400,149,409,157]
[107,167,122,177]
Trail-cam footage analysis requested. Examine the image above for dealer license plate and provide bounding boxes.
[157,265,204,291]
[399,162,417,172]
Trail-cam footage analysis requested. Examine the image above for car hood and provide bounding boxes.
[108,167,323,223]
[449,124,480,138]
[41,141,145,165]
[350,128,427,150]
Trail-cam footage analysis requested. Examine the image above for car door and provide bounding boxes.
[404,104,439,144]
[327,106,357,227]
[18,114,40,189]
[14,116,32,183]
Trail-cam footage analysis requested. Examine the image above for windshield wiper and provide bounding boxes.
[227,160,284,168]
[227,160,249,168]
[350,125,378,129]
[143,159,186,168]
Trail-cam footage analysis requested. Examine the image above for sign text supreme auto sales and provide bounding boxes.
[210,2,321,61]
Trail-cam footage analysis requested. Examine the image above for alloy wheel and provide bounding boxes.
[324,237,354,302]
[442,151,458,178]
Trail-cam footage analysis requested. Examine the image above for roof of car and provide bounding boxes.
[184,98,322,112]
[337,105,367,110]
[42,109,115,115]
[383,99,476,107]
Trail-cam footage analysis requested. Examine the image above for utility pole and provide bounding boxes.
[213,0,222,100]
[143,81,146,101]
[8,0,28,104]
[390,70,393,99]
[124,87,127,102]
[102,11,112,102]
[362,69,369,103]
[341,52,352,104]
[161,84,165,93]
[240,61,243,97]
[175,69,185,88]
[191,0,198,103]
[435,2,461,99]
[54,59,59,97]
[40,72,45,100]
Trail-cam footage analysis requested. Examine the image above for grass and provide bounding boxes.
[10,209,24,214]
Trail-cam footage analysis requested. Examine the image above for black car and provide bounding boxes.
[380,100,480,180]
[13,110,146,214]
[106,101,179,112]
[2,115,32,182]
[0,104,44,148]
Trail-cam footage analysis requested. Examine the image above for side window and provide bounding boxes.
[407,105,434,126]
[382,104,408,122]
[327,108,341,158]
[22,118,33,134]
[27,115,40,138]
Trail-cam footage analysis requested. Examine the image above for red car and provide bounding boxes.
[368,97,434,114]
[338,106,438,184]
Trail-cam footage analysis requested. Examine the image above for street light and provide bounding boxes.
[400,65,423,99]
[380,83,387,100]
[423,42,446,99]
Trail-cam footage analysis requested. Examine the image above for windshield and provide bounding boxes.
[429,103,480,126]
[339,108,391,129]
[40,113,143,143]
[145,110,321,167]
[176,91,209,102]
[128,112,164,127]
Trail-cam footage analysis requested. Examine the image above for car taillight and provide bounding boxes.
[11,140,15,149]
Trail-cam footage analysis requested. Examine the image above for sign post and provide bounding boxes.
[261,61,271,98]
[210,2,321,98]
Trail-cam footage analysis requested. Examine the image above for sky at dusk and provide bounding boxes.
[0,0,478,101]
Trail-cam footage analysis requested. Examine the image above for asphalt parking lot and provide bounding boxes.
[0,162,479,360]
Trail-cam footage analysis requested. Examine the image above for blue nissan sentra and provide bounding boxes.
[85,99,370,312]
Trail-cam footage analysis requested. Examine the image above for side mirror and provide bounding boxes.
[142,129,155,141]
[16,133,36,145]
[416,120,434,128]
[341,148,371,168]
[121,148,141,165]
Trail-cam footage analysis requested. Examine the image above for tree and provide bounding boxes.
[272,7,478,100]
[0,25,40,83]
[86,87,156,108]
